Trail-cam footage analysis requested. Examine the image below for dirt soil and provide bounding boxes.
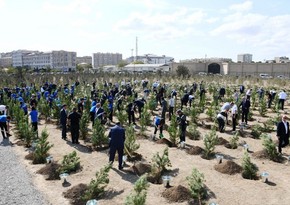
[214,160,242,175]
[162,185,191,203]
[9,100,290,205]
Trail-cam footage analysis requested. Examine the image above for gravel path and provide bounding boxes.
[0,138,48,205]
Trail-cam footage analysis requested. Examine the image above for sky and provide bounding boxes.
[0,0,289,62]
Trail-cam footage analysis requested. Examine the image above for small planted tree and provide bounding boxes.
[167,114,179,146]
[82,164,111,201]
[187,123,201,140]
[58,151,81,174]
[250,124,262,139]
[149,147,172,183]
[116,110,127,125]
[261,134,281,162]
[139,105,151,135]
[228,132,239,149]
[148,95,157,114]
[91,119,107,148]
[259,97,267,117]
[125,125,140,157]
[205,105,215,121]
[203,128,219,159]
[186,167,207,205]
[241,152,258,180]
[33,129,53,164]
[79,111,90,140]
[125,174,149,205]
[190,105,200,124]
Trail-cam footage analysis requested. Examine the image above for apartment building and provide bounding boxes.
[76,56,92,65]
[92,52,122,69]
[12,50,76,71]
[237,54,253,63]
[0,57,12,68]
[126,54,174,64]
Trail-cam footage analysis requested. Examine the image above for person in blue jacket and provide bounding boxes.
[0,115,11,139]
[153,116,165,139]
[20,101,28,115]
[108,122,126,170]
[29,107,38,135]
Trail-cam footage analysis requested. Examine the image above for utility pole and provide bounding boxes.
[135,36,138,62]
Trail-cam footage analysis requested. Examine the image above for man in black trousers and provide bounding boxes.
[60,104,68,140]
[277,115,289,154]
[108,122,126,170]
[68,108,81,144]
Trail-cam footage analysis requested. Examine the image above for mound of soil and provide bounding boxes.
[147,172,162,184]
[156,138,173,147]
[130,162,151,175]
[186,146,204,155]
[252,150,268,159]
[217,137,229,145]
[214,160,242,175]
[224,143,238,149]
[128,152,142,162]
[25,152,34,160]
[15,140,26,146]
[162,185,191,203]
[63,183,88,205]
[37,162,61,180]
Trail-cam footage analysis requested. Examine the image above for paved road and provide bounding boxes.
[0,138,48,205]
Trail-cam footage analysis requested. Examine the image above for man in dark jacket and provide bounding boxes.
[108,122,126,170]
[240,96,251,125]
[277,115,289,153]
[68,108,81,144]
[60,104,67,140]
[177,109,187,142]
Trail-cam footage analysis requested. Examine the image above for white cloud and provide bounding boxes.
[211,12,290,55]
[42,0,100,14]
[0,0,5,8]
[114,7,207,40]
[229,1,253,12]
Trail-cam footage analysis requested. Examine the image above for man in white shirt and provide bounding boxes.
[168,95,175,121]
[231,102,238,131]
[0,105,8,115]
[278,90,287,110]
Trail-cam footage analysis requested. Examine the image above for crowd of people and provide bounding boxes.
[0,79,289,156]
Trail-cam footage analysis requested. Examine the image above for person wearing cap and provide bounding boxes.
[0,115,11,139]
[177,109,187,142]
[277,115,289,153]
[60,104,68,140]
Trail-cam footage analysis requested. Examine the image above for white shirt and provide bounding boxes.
[231,104,238,115]
[278,91,287,100]
[169,98,175,107]
[283,120,288,134]
[246,89,252,96]
[0,105,7,115]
